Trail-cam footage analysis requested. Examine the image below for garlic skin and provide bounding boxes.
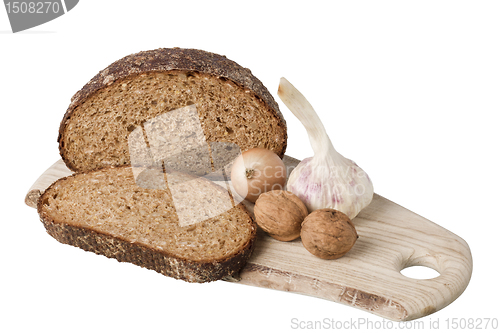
[278,77,373,219]
[287,157,373,219]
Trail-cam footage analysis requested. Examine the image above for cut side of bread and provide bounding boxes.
[37,166,257,283]
[58,48,287,173]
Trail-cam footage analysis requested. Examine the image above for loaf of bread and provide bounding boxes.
[58,48,287,173]
[38,166,257,283]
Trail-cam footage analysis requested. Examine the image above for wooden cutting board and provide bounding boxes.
[25,156,472,322]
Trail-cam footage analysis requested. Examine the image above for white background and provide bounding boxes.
[1,1,499,332]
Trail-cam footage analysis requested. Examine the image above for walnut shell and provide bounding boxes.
[301,209,358,259]
[254,190,309,241]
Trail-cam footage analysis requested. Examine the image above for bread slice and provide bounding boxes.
[37,166,257,283]
[58,48,287,173]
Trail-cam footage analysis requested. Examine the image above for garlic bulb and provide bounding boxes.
[277,77,373,219]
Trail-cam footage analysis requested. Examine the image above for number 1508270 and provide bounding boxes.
[5,1,61,14]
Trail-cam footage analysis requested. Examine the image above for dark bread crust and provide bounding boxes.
[58,48,287,171]
[37,167,257,283]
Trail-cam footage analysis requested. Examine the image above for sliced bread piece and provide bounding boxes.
[37,166,257,283]
[58,48,287,173]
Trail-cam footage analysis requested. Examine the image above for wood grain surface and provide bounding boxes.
[25,156,472,321]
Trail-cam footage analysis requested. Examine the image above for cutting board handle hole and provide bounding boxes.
[400,265,440,280]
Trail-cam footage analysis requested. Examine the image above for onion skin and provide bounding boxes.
[230,148,287,203]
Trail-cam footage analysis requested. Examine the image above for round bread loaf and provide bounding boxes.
[58,48,287,172]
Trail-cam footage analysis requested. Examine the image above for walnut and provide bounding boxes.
[301,209,358,259]
[254,190,309,241]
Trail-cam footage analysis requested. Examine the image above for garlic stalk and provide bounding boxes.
[278,77,373,219]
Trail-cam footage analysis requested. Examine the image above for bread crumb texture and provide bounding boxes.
[61,70,286,172]
[39,167,255,262]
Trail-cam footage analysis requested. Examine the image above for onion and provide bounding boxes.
[230,148,287,203]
